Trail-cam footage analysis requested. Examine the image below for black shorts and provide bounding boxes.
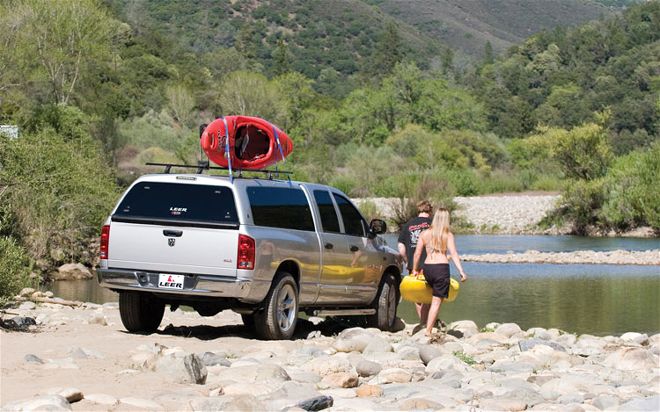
[423,263,450,298]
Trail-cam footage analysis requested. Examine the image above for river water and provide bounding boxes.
[48,235,660,336]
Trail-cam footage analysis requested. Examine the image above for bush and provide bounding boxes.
[0,128,120,269]
[0,236,33,302]
[601,143,660,230]
[554,179,606,235]
[356,200,379,222]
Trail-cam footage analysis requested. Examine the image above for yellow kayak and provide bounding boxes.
[400,273,460,304]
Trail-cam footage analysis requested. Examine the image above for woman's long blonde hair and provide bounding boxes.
[429,208,450,254]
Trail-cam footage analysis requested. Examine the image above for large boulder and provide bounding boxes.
[495,323,523,338]
[602,347,658,371]
[215,363,290,385]
[449,320,479,338]
[419,345,443,365]
[2,395,71,411]
[51,263,93,280]
[154,354,207,384]
[303,356,352,376]
[356,360,381,377]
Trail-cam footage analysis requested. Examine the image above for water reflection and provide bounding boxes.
[398,263,660,335]
[45,279,117,304]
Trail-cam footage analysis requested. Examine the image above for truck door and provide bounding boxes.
[313,189,378,304]
[331,193,382,301]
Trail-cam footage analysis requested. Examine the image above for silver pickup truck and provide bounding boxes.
[97,172,402,339]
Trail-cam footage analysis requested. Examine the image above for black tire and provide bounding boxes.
[368,274,398,331]
[254,273,299,340]
[241,313,255,330]
[119,291,165,333]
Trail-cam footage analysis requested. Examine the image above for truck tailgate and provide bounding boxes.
[108,222,238,276]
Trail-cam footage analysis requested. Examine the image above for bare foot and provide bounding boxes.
[427,332,445,344]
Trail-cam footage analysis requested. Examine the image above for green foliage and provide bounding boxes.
[555,179,607,234]
[475,1,660,141]
[453,351,477,365]
[117,110,183,152]
[601,143,660,230]
[0,121,120,268]
[356,200,380,222]
[0,237,33,301]
[551,124,613,180]
[0,0,121,106]
[525,124,613,180]
[217,71,287,126]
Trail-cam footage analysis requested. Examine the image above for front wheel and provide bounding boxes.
[119,291,165,333]
[254,273,299,340]
[368,274,398,331]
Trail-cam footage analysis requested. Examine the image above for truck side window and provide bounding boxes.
[247,187,315,232]
[313,190,341,233]
[332,194,366,237]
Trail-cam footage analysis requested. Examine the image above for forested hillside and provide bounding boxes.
[375,0,613,59]
[106,0,445,97]
[0,0,657,297]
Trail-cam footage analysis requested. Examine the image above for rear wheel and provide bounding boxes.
[368,274,398,331]
[254,273,299,340]
[119,291,165,333]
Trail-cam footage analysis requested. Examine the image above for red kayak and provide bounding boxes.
[200,116,293,170]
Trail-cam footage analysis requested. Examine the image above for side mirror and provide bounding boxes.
[369,219,387,236]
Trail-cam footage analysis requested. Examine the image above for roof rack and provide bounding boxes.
[145,162,293,180]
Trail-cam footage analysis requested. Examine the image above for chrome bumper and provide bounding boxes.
[97,269,270,303]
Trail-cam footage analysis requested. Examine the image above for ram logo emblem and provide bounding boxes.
[168,238,176,247]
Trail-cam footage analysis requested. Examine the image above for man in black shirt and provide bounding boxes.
[398,200,433,326]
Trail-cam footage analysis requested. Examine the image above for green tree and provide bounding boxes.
[166,83,195,127]
[0,111,120,268]
[272,39,293,76]
[550,123,613,180]
[0,0,120,105]
[370,22,404,78]
[601,143,660,230]
[216,71,286,124]
[483,41,494,65]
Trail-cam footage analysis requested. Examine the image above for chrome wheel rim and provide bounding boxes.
[276,283,297,332]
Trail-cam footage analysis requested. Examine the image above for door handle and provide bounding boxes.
[163,230,183,237]
[325,243,334,249]
[350,245,359,252]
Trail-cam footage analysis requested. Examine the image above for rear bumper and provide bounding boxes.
[97,269,270,303]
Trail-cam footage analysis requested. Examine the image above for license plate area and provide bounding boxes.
[158,274,185,290]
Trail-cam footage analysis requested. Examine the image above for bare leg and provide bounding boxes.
[419,303,430,324]
[426,296,443,335]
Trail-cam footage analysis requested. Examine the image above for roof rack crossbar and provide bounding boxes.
[145,162,293,176]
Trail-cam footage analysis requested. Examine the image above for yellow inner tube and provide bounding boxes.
[400,273,460,304]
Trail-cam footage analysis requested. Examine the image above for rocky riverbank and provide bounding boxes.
[462,249,660,266]
[2,298,659,411]
[354,194,657,237]
[353,194,562,235]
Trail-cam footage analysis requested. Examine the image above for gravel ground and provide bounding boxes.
[2,295,659,412]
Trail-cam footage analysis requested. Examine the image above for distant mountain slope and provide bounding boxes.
[375,0,613,58]
[109,0,444,81]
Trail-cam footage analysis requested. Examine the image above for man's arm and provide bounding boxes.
[397,242,407,266]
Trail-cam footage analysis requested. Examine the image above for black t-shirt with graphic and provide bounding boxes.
[398,216,432,272]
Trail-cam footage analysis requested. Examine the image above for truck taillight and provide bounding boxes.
[237,234,255,270]
[100,225,110,260]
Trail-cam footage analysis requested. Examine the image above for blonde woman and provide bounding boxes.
[412,208,468,336]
